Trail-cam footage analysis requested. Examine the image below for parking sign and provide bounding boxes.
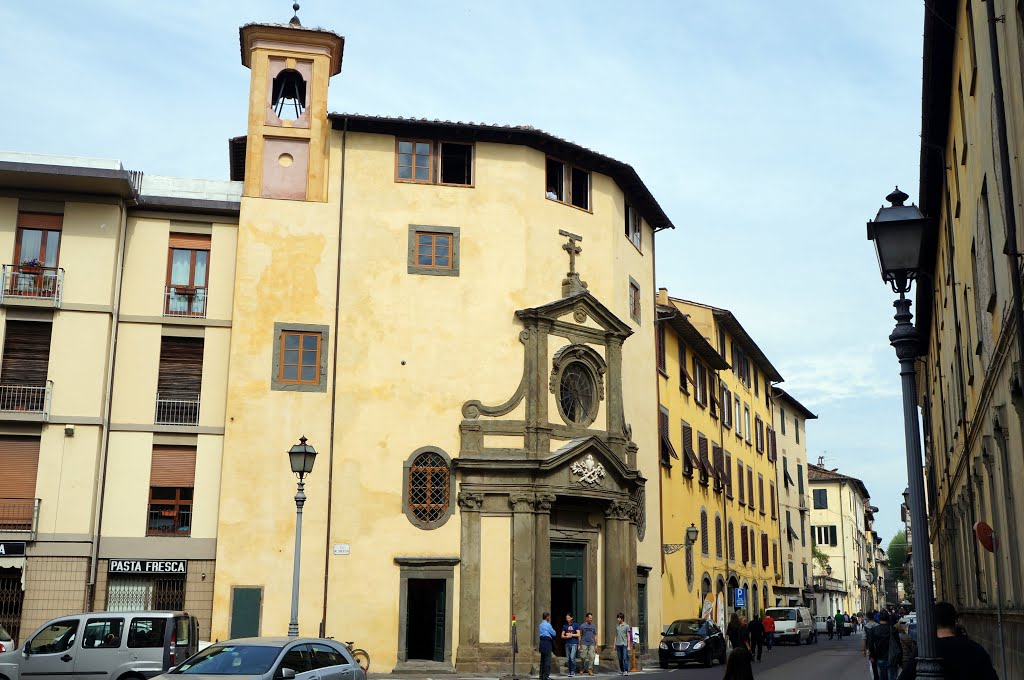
[734,588,746,608]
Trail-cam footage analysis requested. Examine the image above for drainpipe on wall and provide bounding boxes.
[320,117,349,637]
[984,0,1024,443]
[717,369,729,610]
[86,189,132,609]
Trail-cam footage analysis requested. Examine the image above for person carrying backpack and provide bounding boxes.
[863,610,894,680]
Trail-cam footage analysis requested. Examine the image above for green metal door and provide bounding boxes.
[432,580,446,662]
[637,582,648,652]
[551,544,585,620]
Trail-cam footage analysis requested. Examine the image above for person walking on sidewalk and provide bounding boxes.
[834,611,845,639]
[726,612,741,650]
[722,646,754,680]
[863,610,894,680]
[539,612,557,680]
[579,613,597,677]
[761,611,775,652]
[562,613,581,677]
[747,614,764,661]
[614,613,631,676]
[826,615,834,640]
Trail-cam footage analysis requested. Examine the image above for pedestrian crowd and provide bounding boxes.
[538,600,1001,680]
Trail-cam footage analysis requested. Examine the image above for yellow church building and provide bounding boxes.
[655,290,783,626]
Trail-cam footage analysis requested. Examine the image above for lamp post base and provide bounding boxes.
[914,656,943,679]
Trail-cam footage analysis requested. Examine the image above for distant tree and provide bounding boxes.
[887,531,908,583]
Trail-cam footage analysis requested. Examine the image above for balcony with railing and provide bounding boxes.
[154,393,200,426]
[0,381,53,420]
[0,498,40,540]
[0,265,64,307]
[163,285,207,318]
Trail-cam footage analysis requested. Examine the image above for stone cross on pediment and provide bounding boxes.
[559,229,588,297]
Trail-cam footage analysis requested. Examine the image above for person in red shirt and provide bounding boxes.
[761,612,775,652]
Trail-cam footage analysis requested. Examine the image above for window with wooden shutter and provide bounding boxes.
[747,467,755,509]
[656,324,666,375]
[680,421,695,478]
[712,445,725,493]
[697,434,710,486]
[715,515,722,559]
[770,482,777,519]
[148,446,196,536]
[166,233,211,317]
[724,451,732,497]
[728,522,735,561]
[737,460,745,503]
[750,530,756,566]
[761,533,769,568]
[0,436,41,530]
[659,407,678,467]
[678,342,689,394]
[758,474,765,515]
[1,321,52,412]
[741,525,749,564]
[700,510,709,556]
[156,337,203,425]
[829,525,838,547]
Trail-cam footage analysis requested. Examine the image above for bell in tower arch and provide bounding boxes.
[272,69,307,120]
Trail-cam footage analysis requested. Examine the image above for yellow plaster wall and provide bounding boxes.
[0,199,17,258]
[200,328,231,427]
[189,434,223,540]
[479,515,512,643]
[59,202,121,307]
[109,324,161,424]
[102,432,156,536]
[120,216,169,317]
[35,424,101,535]
[48,312,110,417]
[206,226,238,320]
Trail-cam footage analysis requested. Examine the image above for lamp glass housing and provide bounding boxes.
[288,437,318,476]
[685,524,699,545]
[867,196,930,291]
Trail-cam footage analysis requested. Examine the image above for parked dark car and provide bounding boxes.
[658,618,727,668]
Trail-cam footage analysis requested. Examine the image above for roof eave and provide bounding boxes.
[657,306,730,371]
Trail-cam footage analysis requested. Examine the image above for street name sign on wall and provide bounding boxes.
[0,542,26,557]
[108,559,187,574]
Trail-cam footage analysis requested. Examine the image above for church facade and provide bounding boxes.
[209,15,674,673]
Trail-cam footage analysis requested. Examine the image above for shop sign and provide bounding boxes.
[108,559,187,574]
[0,542,26,557]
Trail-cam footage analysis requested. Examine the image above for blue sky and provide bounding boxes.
[2,0,924,544]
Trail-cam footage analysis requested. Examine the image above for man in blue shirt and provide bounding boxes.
[538,612,557,680]
[562,613,581,676]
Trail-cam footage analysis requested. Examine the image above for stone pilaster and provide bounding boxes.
[534,494,555,629]
[603,499,634,646]
[510,493,536,655]
[456,492,484,668]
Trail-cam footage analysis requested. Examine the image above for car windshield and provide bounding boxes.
[172,645,282,675]
[665,620,705,636]
[766,609,796,621]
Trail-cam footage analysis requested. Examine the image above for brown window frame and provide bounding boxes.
[146,486,193,537]
[278,331,322,385]
[14,213,63,271]
[165,237,210,316]
[545,156,592,212]
[412,231,454,270]
[395,139,474,187]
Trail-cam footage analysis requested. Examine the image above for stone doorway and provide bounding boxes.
[406,578,446,662]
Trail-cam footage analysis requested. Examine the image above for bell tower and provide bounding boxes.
[239,4,344,202]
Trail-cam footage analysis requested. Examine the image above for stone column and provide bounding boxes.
[456,492,484,668]
[603,499,634,647]
[605,337,627,459]
[992,412,1022,601]
[510,493,537,657]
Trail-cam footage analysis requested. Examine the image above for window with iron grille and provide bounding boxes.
[107,577,184,612]
[403,448,454,529]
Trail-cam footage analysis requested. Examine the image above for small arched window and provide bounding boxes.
[403,448,454,529]
[272,68,307,120]
[700,510,709,556]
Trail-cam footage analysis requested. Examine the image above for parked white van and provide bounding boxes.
[0,611,198,680]
[764,606,815,645]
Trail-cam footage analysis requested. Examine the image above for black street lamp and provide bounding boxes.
[287,436,317,637]
[866,187,941,679]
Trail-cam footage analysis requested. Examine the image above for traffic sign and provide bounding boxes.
[734,588,746,608]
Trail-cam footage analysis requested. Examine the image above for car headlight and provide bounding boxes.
[692,641,704,650]
[659,642,668,650]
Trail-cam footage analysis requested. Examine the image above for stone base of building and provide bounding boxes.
[455,643,534,675]
[960,610,1024,680]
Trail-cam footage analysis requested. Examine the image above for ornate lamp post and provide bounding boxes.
[866,187,941,679]
[685,523,700,546]
[287,436,317,637]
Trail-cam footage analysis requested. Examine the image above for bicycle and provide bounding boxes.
[345,641,371,674]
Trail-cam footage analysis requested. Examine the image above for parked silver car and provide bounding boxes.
[0,623,13,654]
[159,638,365,680]
[0,611,197,680]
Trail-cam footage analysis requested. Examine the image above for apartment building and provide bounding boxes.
[808,463,873,615]
[0,154,239,641]
[656,290,783,623]
[771,388,817,609]
[913,0,1024,675]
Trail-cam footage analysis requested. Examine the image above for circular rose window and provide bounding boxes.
[559,363,597,426]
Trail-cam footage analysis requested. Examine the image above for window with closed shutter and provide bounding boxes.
[758,474,765,514]
[724,451,732,496]
[750,530,756,566]
[761,533,769,568]
[156,337,203,425]
[680,421,695,477]
[697,434,710,485]
[700,510,709,556]
[770,482,777,518]
[659,408,677,467]
[741,525,749,563]
[715,515,722,559]
[737,460,745,503]
[656,324,666,374]
[0,436,40,530]
[1,321,52,412]
[747,467,754,509]
[728,521,735,561]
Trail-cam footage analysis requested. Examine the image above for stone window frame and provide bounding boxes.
[550,344,606,429]
[271,322,329,392]
[402,446,456,530]
[394,556,458,666]
[408,225,460,276]
[628,276,641,323]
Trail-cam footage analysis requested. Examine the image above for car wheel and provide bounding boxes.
[703,650,713,667]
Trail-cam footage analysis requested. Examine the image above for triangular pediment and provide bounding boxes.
[516,291,633,339]
[541,436,644,490]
